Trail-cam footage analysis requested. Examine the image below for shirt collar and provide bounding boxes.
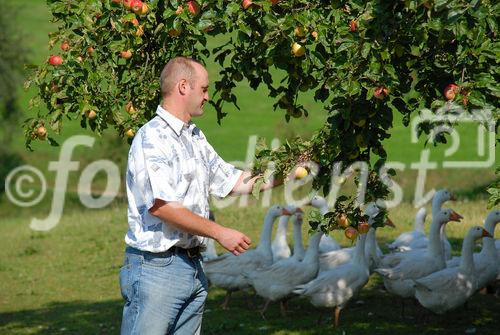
[156,105,196,137]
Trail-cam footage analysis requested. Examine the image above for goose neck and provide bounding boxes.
[459,232,477,273]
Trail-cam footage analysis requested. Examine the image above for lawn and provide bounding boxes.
[0,1,498,334]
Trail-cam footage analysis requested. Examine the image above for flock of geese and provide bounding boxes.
[201,190,500,327]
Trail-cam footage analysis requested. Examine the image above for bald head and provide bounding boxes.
[160,57,205,98]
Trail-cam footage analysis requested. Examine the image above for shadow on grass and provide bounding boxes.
[0,300,123,335]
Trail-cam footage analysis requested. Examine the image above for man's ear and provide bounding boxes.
[178,79,188,95]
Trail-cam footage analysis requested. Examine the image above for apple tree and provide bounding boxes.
[25,0,499,231]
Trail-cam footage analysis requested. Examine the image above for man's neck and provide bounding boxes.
[161,102,190,124]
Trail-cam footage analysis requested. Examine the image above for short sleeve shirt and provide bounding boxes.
[124,106,243,252]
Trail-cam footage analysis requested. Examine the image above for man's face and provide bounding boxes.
[186,64,209,118]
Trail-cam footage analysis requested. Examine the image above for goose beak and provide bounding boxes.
[296,207,304,214]
[482,229,493,238]
[282,208,292,216]
[385,218,395,228]
[449,211,463,222]
[450,194,457,201]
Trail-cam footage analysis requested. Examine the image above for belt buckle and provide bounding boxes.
[186,247,199,258]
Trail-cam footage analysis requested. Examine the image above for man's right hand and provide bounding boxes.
[215,227,251,256]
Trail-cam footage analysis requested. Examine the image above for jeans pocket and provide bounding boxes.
[119,262,132,302]
[142,252,175,267]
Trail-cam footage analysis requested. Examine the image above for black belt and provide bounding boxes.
[125,245,202,259]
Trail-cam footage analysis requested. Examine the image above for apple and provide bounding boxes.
[311,31,318,40]
[270,0,280,4]
[131,18,139,26]
[125,102,136,114]
[358,222,370,234]
[349,19,357,32]
[344,227,358,241]
[373,85,389,100]
[443,83,459,101]
[86,110,97,119]
[120,50,133,59]
[176,5,184,14]
[48,55,63,66]
[60,42,70,51]
[294,166,308,179]
[294,26,306,37]
[76,56,83,63]
[125,129,135,138]
[123,0,133,9]
[131,0,143,13]
[187,1,200,15]
[136,25,144,36]
[139,3,149,15]
[87,47,94,55]
[36,126,47,139]
[242,0,252,10]
[337,213,349,228]
[168,28,182,37]
[291,42,306,57]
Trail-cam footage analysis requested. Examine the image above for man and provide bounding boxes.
[120,57,286,334]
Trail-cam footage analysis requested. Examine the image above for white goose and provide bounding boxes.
[381,189,455,268]
[413,226,492,314]
[375,208,463,299]
[245,230,323,316]
[204,205,291,309]
[308,195,341,253]
[271,205,302,262]
[446,209,500,289]
[293,221,371,328]
[318,203,393,273]
[387,207,427,251]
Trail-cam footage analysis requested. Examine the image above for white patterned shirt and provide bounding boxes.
[124,106,243,252]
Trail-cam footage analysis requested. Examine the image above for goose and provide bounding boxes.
[446,209,500,289]
[375,208,463,300]
[271,205,303,262]
[244,231,323,317]
[318,203,394,273]
[293,221,371,328]
[204,205,291,309]
[413,226,492,314]
[308,195,341,253]
[387,207,427,251]
[290,210,306,261]
[381,189,455,267]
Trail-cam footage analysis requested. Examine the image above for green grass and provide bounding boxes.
[1,195,499,334]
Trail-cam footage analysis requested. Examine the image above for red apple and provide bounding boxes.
[358,222,370,234]
[443,83,459,101]
[242,0,252,10]
[345,227,358,241]
[120,50,133,59]
[48,55,63,66]
[374,85,389,100]
[139,2,149,15]
[60,42,70,51]
[131,18,139,26]
[131,0,143,13]
[349,19,357,32]
[187,1,200,15]
[123,0,133,9]
[337,214,349,228]
[87,47,94,55]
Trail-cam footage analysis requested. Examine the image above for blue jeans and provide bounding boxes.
[119,246,208,335]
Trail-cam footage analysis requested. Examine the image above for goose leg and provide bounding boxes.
[400,298,406,319]
[260,299,271,320]
[334,307,341,328]
[279,300,288,317]
[220,291,232,310]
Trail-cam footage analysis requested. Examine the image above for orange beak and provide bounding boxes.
[282,208,292,216]
[295,207,304,213]
[385,218,395,228]
[482,229,493,238]
[449,210,463,222]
